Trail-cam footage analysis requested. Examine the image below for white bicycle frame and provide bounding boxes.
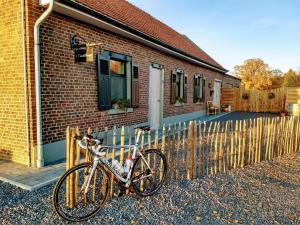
[82,129,153,194]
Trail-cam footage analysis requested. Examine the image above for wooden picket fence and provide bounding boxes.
[66,116,300,203]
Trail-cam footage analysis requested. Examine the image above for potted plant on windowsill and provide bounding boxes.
[117,99,131,112]
[195,97,204,104]
[111,99,119,110]
[175,96,185,105]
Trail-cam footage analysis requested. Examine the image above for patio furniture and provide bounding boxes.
[207,101,220,115]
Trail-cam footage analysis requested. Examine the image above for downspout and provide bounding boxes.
[34,0,54,168]
[21,0,30,167]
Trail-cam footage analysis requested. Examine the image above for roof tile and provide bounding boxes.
[73,0,225,70]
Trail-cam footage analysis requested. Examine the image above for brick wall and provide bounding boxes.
[222,75,241,88]
[0,0,240,165]
[0,0,28,164]
[39,13,240,144]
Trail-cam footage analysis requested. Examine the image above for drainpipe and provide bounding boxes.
[21,0,30,167]
[34,0,54,168]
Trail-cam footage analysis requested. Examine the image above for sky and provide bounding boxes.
[128,0,300,73]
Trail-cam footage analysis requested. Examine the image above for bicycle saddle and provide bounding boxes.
[75,135,104,147]
[134,125,151,131]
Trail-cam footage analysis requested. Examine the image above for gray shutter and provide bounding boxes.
[193,75,197,103]
[170,71,176,104]
[183,74,188,103]
[97,54,111,110]
[202,78,206,102]
[132,64,139,108]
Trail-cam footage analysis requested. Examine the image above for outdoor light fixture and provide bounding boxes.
[70,34,102,63]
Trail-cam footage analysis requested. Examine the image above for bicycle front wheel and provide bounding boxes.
[131,149,167,197]
[53,162,110,222]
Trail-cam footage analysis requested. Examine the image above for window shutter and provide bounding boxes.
[170,71,176,104]
[183,74,188,103]
[97,54,111,110]
[202,78,206,102]
[132,64,139,108]
[193,75,197,103]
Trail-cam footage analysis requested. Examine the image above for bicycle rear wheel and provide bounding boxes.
[131,149,167,197]
[53,162,109,222]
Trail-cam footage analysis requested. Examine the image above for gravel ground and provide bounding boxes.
[1,153,299,225]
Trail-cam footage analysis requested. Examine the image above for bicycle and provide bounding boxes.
[52,126,167,222]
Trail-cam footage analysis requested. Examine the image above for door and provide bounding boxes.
[149,64,163,130]
[213,80,221,106]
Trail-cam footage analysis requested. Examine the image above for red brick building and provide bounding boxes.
[0,0,240,167]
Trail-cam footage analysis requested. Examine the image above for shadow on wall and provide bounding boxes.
[0,148,12,162]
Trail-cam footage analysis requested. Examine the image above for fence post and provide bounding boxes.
[248,119,252,165]
[259,118,263,162]
[241,120,246,168]
[120,126,125,165]
[237,120,242,168]
[214,122,220,174]
[140,130,145,190]
[198,121,202,176]
[154,129,159,175]
[188,121,195,179]
[110,126,117,197]
[230,121,234,169]
[206,122,212,175]
[219,125,224,173]
[171,125,175,180]
[66,127,70,207]
[75,127,80,205]
[182,122,187,179]
[160,125,165,181]
[234,120,238,169]
[224,121,229,173]
[176,122,181,180]
[295,117,300,152]
[167,125,171,181]
[69,128,76,208]
[210,122,217,175]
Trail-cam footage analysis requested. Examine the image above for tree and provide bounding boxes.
[283,69,300,87]
[270,69,284,89]
[234,58,273,90]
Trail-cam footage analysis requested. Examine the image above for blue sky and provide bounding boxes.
[128,0,300,73]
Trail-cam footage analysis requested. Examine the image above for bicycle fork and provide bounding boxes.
[81,157,100,194]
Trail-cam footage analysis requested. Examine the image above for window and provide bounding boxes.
[110,59,125,75]
[194,74,205,103]
[176,71,183,99]
[110,59,126,101]
[170,69,187,104]
[97,51,139,110]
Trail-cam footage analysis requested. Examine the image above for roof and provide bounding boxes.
[66,0,226,71]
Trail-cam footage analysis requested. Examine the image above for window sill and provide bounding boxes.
[195,102,204,105]
[174,102,185,107]
[108,108,133,115]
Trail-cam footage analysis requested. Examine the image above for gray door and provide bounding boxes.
[149,65,163,130]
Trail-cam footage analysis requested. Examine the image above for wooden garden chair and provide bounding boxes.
[207,101,219,115]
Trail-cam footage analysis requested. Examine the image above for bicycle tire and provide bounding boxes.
[53,162,110,222]
[131,149,167,197]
